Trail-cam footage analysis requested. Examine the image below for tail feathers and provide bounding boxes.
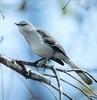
[63,58,92,85]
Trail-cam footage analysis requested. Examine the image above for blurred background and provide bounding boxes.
[0,0,97,100]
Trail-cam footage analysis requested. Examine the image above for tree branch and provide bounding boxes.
[62,0,70,10]
[51,66,63,100]
[0,9,5,19]
[43,74,94,99]
[0,54,73,100]
[0,54,51,85]
[50,84,72,100]
[41,83,58,100]
[0,54,97,100]
[11,58,97,98]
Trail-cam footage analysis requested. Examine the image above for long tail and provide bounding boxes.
[63,57,92,85]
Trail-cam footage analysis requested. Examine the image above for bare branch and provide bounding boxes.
[62,0,70,10]
[46,68,96,98]
[51,66,63,100]
[50,84,73,100]
[0,54,51,85]
[43,74,95,99]
[0,54,73,99]
[19,76,34,99]
[0,9,5,19]
[41,83,58,100]
[0,54,97,100]
[13,59,97,97]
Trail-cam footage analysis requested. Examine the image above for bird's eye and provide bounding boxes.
[20,23,27,26]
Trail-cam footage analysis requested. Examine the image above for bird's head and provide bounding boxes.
[15,20,36,32]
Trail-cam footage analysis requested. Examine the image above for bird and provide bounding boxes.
[15,20,92,85]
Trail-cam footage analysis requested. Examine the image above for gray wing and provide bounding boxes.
[36,29,51,38]
[36,29,69,58]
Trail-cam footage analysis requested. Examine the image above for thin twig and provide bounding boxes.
[51,66,63,100]
[0,9,5,19]
[19,76,34,99]
[52,68,97,97]
[62,0,70,10]
[0,36,4,44]
[44,74,95,99]
[50,84,73,100]
[41,83,58,100]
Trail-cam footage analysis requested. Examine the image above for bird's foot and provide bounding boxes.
[32,61,39,71]
[33,58,49,73]
[33,58,46,71]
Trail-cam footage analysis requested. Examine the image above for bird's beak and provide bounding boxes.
[14,23,21,26]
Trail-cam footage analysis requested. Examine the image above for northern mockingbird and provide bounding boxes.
[15,20,92,85]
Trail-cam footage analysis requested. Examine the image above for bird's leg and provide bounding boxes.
[41,58,51,73]
[41,58,49,73]
[33,58,46,66]
[33,58,46,71]
[33,58,50,72]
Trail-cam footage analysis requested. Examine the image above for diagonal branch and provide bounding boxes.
[41,83,58,100]
[0,9,5,19]
[62,0,70,10]
[0,54,51,85]
[50,84,73,100]
[19,76,34,99]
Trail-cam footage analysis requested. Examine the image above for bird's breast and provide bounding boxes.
[31,39,54,58]
[21,31,54,58]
